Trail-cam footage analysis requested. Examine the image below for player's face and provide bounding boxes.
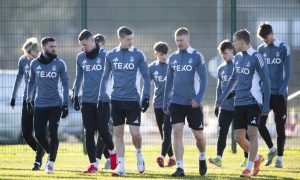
[97,42,105,48]
[155,51,168,63]
[175,35,189,50]
[119,34,133,49]
[80,37,95,53]
[233,36,243,52]
[262,33,274,45]
[221,49,234,61]
[43,41,57,55]
[29,49,40,59]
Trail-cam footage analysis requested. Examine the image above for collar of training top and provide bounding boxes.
[154,58,169,65]
[38,53,57,64]
[241,47,255,56]
[116,45,134,52]
[226,60,233,64]
[263,37,282,47]
[85,45,100,59]
[175,46,194,54]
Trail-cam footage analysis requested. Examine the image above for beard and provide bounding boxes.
[44,50,57,60]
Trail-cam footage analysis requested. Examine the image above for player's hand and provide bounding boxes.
[163,107,170,115]
[70,89,75,104]
[61,105,68,118]
[73,96,80,111]
[214,106,219,117]
[191,100,201,109]
[10,98,15,109]
[26,101,34,114]
[141,98,149,113]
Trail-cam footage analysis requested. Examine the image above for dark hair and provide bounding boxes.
[233,29,250,44]
[153,41,169,54]
[41,37,55,46]
[257,22,273,39]
[117,26,133,38]
[218,39,233,54]
[94,33,106,45]
[175,27,189,36]
[78,29,93,41]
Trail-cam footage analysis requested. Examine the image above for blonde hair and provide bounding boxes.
[22,37,39,56]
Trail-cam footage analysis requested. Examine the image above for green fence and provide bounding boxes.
[0,0,299,152]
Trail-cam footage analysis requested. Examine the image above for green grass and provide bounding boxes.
[0,144,299,179]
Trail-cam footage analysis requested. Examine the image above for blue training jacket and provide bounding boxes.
[73,48,109,103]
[98,46,150,102]
[163,46,207,108]
[215,60,234,111]
[257,38,291,96]
[216,47,271,113]
[149,59,168,109]
[27,57,69,108]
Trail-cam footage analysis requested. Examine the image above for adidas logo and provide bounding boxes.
[251,117,257,124]
[282,115,286,119]
[36,66,41,70]
[133,119,139,124]
[82,60,87,64]
[113,58,119,62]
[199,123,203,129]
[173,60,177,64]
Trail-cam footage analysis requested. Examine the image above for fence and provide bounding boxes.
[0,0,299,153]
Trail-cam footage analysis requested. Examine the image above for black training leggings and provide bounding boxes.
[82,102,114,163]
[96,118,113,160]
[34,107,61,162]
[218,109,248,158]
[259,94,287,156]
[21,100,45,163]
[154,108,173,157]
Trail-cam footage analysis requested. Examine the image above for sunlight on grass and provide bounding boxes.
[0,144,299,179]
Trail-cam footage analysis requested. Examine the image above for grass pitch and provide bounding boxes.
[0,144,299,179]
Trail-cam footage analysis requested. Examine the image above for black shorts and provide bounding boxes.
[169,103,204,130]
[234,104,261,129]
[111,100,141,126]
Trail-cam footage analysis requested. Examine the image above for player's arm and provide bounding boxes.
[138,52,151,112]
[193,52,207,107]
[11,59,24,104]
[215,68,222,104]
[255,53,271,114]
[148,64,154,82]
[60,60,69,105]
[27,61,35,102]
[98,54,112,102]
[216,65,237,107]
[279,44,291,96]
[148,65,155,103]
[139,52,151,101]
[73,56,83,97]
[163,63,174,114]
